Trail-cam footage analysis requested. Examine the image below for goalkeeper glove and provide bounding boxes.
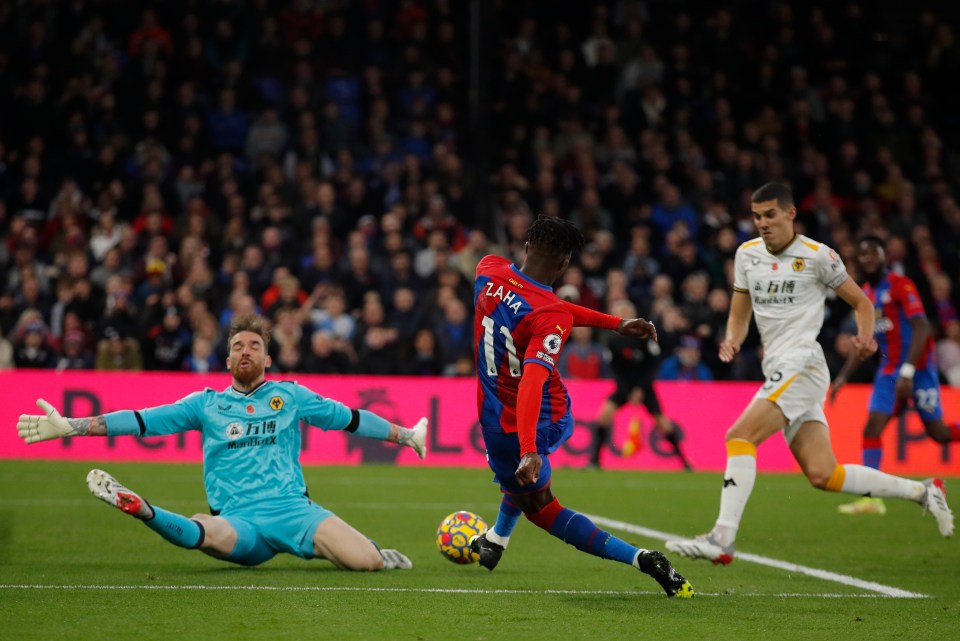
[17,398,82,444]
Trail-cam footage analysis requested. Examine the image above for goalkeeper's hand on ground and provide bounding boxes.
[17,398,81,444]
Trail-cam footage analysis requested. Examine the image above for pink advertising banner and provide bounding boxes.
[1,371,957,474]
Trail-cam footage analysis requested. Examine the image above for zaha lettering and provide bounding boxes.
[484,281,523,314]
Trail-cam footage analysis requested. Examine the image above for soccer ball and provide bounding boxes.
[436,511,487,564]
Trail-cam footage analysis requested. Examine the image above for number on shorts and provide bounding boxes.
[761,370,783,391]
[915,387,939,413]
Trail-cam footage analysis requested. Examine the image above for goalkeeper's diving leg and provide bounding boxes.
[87,468,213,551]
[87,469,412,570]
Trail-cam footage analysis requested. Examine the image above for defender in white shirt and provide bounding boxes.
[667,183,953,566]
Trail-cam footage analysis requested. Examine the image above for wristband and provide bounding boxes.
[898,363,915,379]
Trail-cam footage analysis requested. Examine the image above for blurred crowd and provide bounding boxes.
[0,0,958,388]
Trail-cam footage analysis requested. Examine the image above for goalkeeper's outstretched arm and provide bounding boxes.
[17,398,107,444]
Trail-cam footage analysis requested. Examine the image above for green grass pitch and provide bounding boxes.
[1,460,957,641]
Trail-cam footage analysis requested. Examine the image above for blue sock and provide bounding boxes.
[492,495,522,538]
[862,437,882,470]
[528,500,639,566]
[143,506,204,549]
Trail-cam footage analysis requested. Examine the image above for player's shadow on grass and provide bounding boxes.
[182,562,348,576]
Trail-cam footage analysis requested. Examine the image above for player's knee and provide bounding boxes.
[354,548,385,571]
[923,422,950,443]
[806,469,833,490]
[863,421,885,438]
[515,488,553,514]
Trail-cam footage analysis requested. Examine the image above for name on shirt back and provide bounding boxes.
[484,281,523,314]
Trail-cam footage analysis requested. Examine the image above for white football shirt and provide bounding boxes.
[733,234,848,360]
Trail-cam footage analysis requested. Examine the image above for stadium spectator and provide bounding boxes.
[558,326,609,380]
[307,285,355,344]
[0,0,956,392]
[353,293,399,375]
[658,334,714,382]
[12,310,56,369]
[302,330,352,375]
[0,327,13,369]
[95,325,143,371]
[54,329,94,371]
[399,327,445,377]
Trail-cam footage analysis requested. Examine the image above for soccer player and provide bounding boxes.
[665,183,953,565]
[16,315,427,571]
[468,216,693,598]
[829,235,960,515]
[589,298,691,470]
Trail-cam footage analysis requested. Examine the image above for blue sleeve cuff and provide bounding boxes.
[350,409,392,440]
[104,410,145,436]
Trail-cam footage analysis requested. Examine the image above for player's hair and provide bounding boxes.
[751,182,794,209]
[858,234,887,250]
[228,315,271,351]
[526,215,586,257]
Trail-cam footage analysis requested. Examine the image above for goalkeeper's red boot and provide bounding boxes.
[86,469,154,520]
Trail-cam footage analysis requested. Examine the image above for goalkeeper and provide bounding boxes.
[16,315,427,571]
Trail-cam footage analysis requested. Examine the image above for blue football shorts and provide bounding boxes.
[869,367,943,421]
[482,413,574,495]
[219,495,335,566]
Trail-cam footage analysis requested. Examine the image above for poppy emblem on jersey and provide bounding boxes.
[543,333,562,354]
[270,396,284,411]
[246,404,255,414]
[771,262,779,271]
[226,422,243,440]
[792,258,805,272]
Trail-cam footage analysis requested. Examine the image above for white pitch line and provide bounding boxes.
[584,513,926,599]
[0,585,917,598]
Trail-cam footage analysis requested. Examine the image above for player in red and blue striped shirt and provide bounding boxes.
[469,216,693,598]
[830,236,960,514]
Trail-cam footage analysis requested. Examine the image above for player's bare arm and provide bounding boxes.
[829,346,863,404]
[893,315,931,401]
[17,399,108,444]
[719,290,752,363]
[835,278,877,360]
